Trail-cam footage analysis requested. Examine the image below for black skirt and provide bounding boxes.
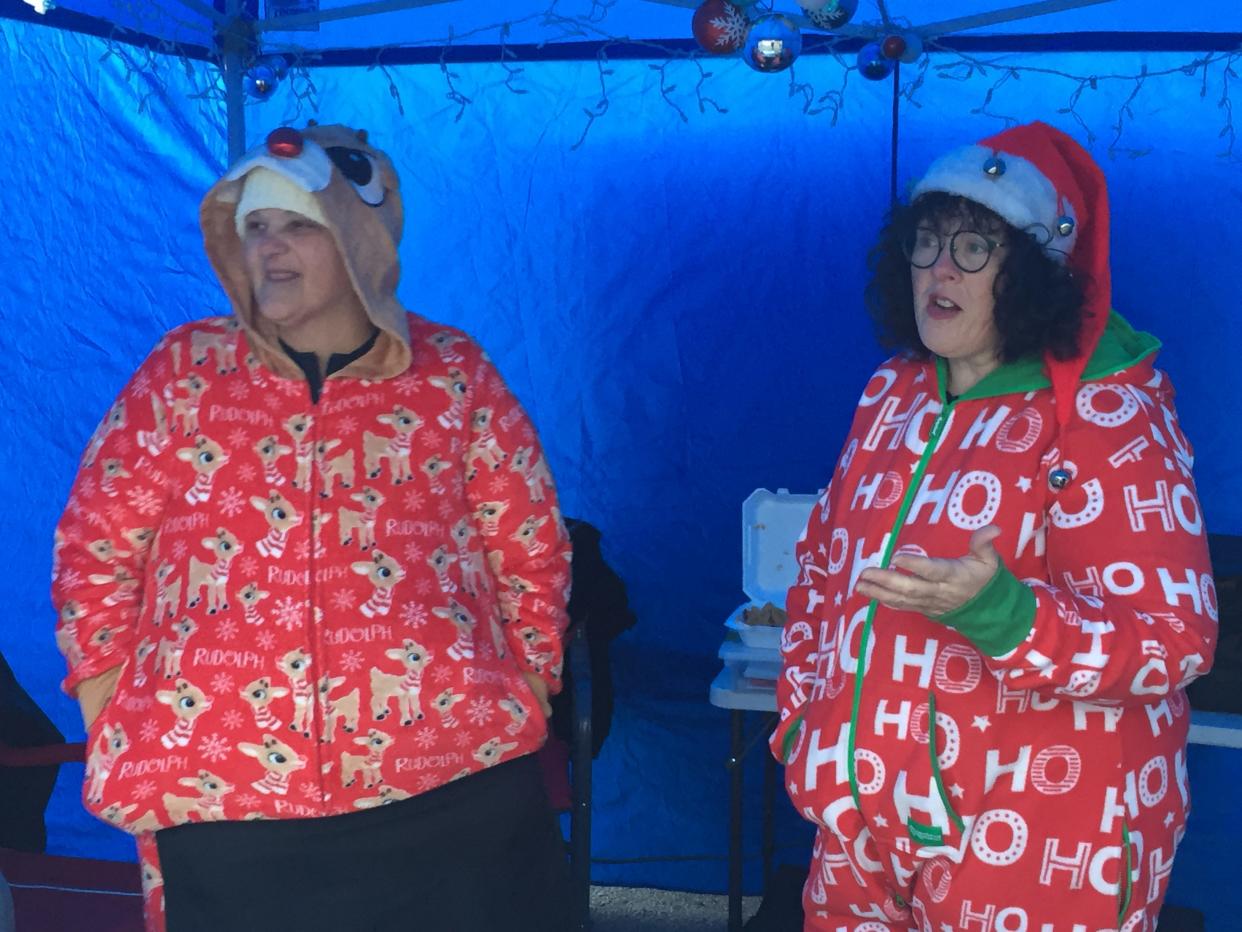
[156,754,571,932]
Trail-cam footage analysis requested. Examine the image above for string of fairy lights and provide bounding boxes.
[14,0,1241,156]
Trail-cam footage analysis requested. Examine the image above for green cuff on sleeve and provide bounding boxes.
[933,564,1036,657]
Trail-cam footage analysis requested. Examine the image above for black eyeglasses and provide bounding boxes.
[903,228,1005,274]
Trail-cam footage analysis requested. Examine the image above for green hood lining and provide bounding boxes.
[935,310,1161,402]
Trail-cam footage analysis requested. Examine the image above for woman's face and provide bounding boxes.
[241,208,357,333]
[910,215,1005,380]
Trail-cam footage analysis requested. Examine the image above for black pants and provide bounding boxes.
[156,755,571,932]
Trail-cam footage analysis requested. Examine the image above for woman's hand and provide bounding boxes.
[75,666,123,729]
[855,526,1002,618]
[522,671,553,718]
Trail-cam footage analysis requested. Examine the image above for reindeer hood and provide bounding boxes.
[200,123,412,380]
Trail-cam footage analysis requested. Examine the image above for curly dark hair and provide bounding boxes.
[864,192,1087,363]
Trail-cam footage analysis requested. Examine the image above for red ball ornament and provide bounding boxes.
[266,127,304,158]
[881,34,906,59]
[692,0,749,55]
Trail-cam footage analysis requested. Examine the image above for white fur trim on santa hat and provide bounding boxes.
[234,167,329,239]
[911,144,1078,259]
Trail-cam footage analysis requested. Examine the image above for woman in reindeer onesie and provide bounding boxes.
[773,122,1216,931]
[54,124,572,931]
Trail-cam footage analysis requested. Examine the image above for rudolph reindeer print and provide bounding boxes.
[353,550,405,618]
[163,770,234,824]
[253,434,292,487]
[240,677,289,731]
[186,529,241,614]
[370,639,430,725]
[363,406,421,483]
[251,490,302,559]
[238,734,305,796]
[156,678,212,749]
[177,435,229,505]
[282,414,314,490]
[340,729,394,788]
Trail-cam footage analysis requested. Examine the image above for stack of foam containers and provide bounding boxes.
[714,489,819,703]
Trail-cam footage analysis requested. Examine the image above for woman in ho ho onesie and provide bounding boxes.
[771,121,1216,932]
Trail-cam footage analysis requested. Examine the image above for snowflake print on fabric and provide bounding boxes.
[105,504,128,524]
[488,475,508,495]
[126,487,162,516]
[393,375,421,394]
[79,477,97,499]
[228,381,250,402]
[255,630,277,651]
[210,672,235,694]
[453,730,474,749]
[133,780,157,800]
[114,435,133,456]
[431,666,453,685]
[418,431,443,451]
[414,728,437,749]
[235,793,260,810]
[437,500,454,520]
[337,416,358,434]
[417,774,440,792]
[237,463,258,483]
[133,373,151,396]
[414,578,433,597]
[218,487,246,518]
[140,720,160,742]
[403,542,425,564]
[217,619,239,641]
[402,490,426,512]
[293,540,311,561]
[239,556,259,576]
[221,709,246,730]
[228,428,249,447]
[58,569,83,593]
[299,782,321,801]
[273,597,305,631]
[330,590,356,611]
[197,733,231,764]
[399,603,427,628]
[466,697,493,727]
[340,650,364,673]
[171,540,188,561]
[86,510,109,531]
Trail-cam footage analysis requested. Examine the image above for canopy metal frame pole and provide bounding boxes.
[219,0,247,163]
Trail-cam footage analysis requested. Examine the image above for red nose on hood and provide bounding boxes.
[266,127,304,159]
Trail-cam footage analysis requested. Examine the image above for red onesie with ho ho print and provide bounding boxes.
[53,313,570,930]
[771,313,1215,932]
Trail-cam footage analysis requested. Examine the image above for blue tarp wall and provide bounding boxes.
[2,2,1241,924]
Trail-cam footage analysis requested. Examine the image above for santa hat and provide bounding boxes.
[233,166,329,239]
[912,121,1111,433]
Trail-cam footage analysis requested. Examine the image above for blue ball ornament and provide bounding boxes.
[857,41,895,81]
[743,14,802,74]
[244,64,279,100]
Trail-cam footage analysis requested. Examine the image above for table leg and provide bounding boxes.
[763,738,776,889]
[729,709,743,932]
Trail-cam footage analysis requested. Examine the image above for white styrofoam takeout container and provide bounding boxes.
[729,488,820,650]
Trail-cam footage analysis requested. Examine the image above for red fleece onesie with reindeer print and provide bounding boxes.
[771,313,1216,932]
[53,124,571,931]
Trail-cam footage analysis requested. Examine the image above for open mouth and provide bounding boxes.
[265,270,299,283]
[925,295,961,319]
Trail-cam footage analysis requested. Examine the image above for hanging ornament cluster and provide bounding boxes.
[856,29,922,80]
[689,0,925,79]
[243,55,290,101]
